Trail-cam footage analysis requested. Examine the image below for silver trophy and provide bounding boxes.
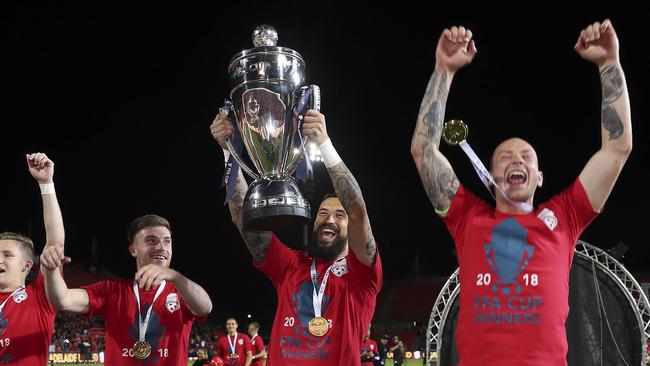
[223,25,320,230]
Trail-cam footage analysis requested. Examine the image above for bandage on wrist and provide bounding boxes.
[318,138,342,168]
[39,183,55,196]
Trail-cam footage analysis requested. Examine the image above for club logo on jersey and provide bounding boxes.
[330,258,348,277]
[12,289,27,303]
[238,339,244,345]
[165,293,180,313]
[484,218,535,295]
[537,208,558,231]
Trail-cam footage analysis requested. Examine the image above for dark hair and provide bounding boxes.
[0,231,35,261]
[127,215,171,244]
[321,193,338,201]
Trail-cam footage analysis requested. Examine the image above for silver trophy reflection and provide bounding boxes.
[222,25,320,230]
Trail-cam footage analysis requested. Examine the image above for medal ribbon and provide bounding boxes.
[227,333,238,355]
[132,280,166,343]
[310,258,343,318]
[458,140,533,213]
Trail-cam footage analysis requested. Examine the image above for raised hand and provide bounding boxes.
[435,25,477,73]
[210,110,235,151]
[574,19,619,67]
[26,152,54,184]
[302,109,329,145]
[41,245,71,270]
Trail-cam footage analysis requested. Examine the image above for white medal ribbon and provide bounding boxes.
[0,286,26,313]
[132,280,166,343]
[458,140,533,213]
[227,333,238,355]
[250,334,258,343]
[310,258,343,318]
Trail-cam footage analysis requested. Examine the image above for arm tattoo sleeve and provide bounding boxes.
[227,172,272,262]
[600,65,624,140]
[412,70,459,210]
[328,162,376,258]
[416,71,448,144]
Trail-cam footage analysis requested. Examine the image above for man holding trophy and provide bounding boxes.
[410,20,632,365]
[211,25,382,365]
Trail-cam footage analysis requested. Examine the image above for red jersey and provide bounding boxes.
[215,333,251,366]
[83,279,200,365]
[254,235,382,366]
[0,272,56,365]
[249,334,265,366]
[360,338,378,366]
[443,180,596,366]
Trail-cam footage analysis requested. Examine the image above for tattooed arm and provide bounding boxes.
[210,112,272,263]
[303,110,377,266]
[227,170,272,262]
[575,19,632,212]
[410,26,477,213]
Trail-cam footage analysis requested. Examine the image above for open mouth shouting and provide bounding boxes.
[317,224,339,244]
[506,169,528,187]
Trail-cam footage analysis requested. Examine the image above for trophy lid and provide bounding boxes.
[229,25,303,68]
[228,25,306,95]
[252,25,278,47]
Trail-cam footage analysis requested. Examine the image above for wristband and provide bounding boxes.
[318,138,342,168]
[39,183,55,196]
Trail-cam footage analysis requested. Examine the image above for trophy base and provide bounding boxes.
[242,177,311,231]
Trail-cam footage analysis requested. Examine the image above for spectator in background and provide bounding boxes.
[390,336,405,366]
[360,327,377,366]
[375,335,389,366]
[215,318,252,366]
[192,348,210,366]
[247,322,266,366]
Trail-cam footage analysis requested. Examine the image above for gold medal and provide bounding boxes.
[229,353,239,359]
[308,316,329,337]
[442,119,468,146]
[133,340,152,359]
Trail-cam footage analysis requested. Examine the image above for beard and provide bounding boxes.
[306,231,347,260]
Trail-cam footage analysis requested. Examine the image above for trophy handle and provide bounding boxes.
[284,85,320,175]
[300,84,321,148]
[225,138,260,180]
[220,103,260,180]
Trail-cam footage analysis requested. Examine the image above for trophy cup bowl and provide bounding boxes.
[224,25,319,230]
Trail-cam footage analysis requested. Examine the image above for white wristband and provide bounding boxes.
[223,149,231,164]
[39,183,55,196]
[318,138,342,168]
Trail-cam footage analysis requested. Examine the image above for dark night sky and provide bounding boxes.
[1,3,648,328]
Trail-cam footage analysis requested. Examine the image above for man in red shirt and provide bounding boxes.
[216,318,252,366]
[0,153,63,365]
[360,328,378,366]
[410,20,632,366]
[40,214,213,365]
[212,108,382,366]
[247,322,265,366]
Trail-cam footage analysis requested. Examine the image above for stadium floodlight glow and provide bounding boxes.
[308,142,322,162]
[247,314,252,318]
